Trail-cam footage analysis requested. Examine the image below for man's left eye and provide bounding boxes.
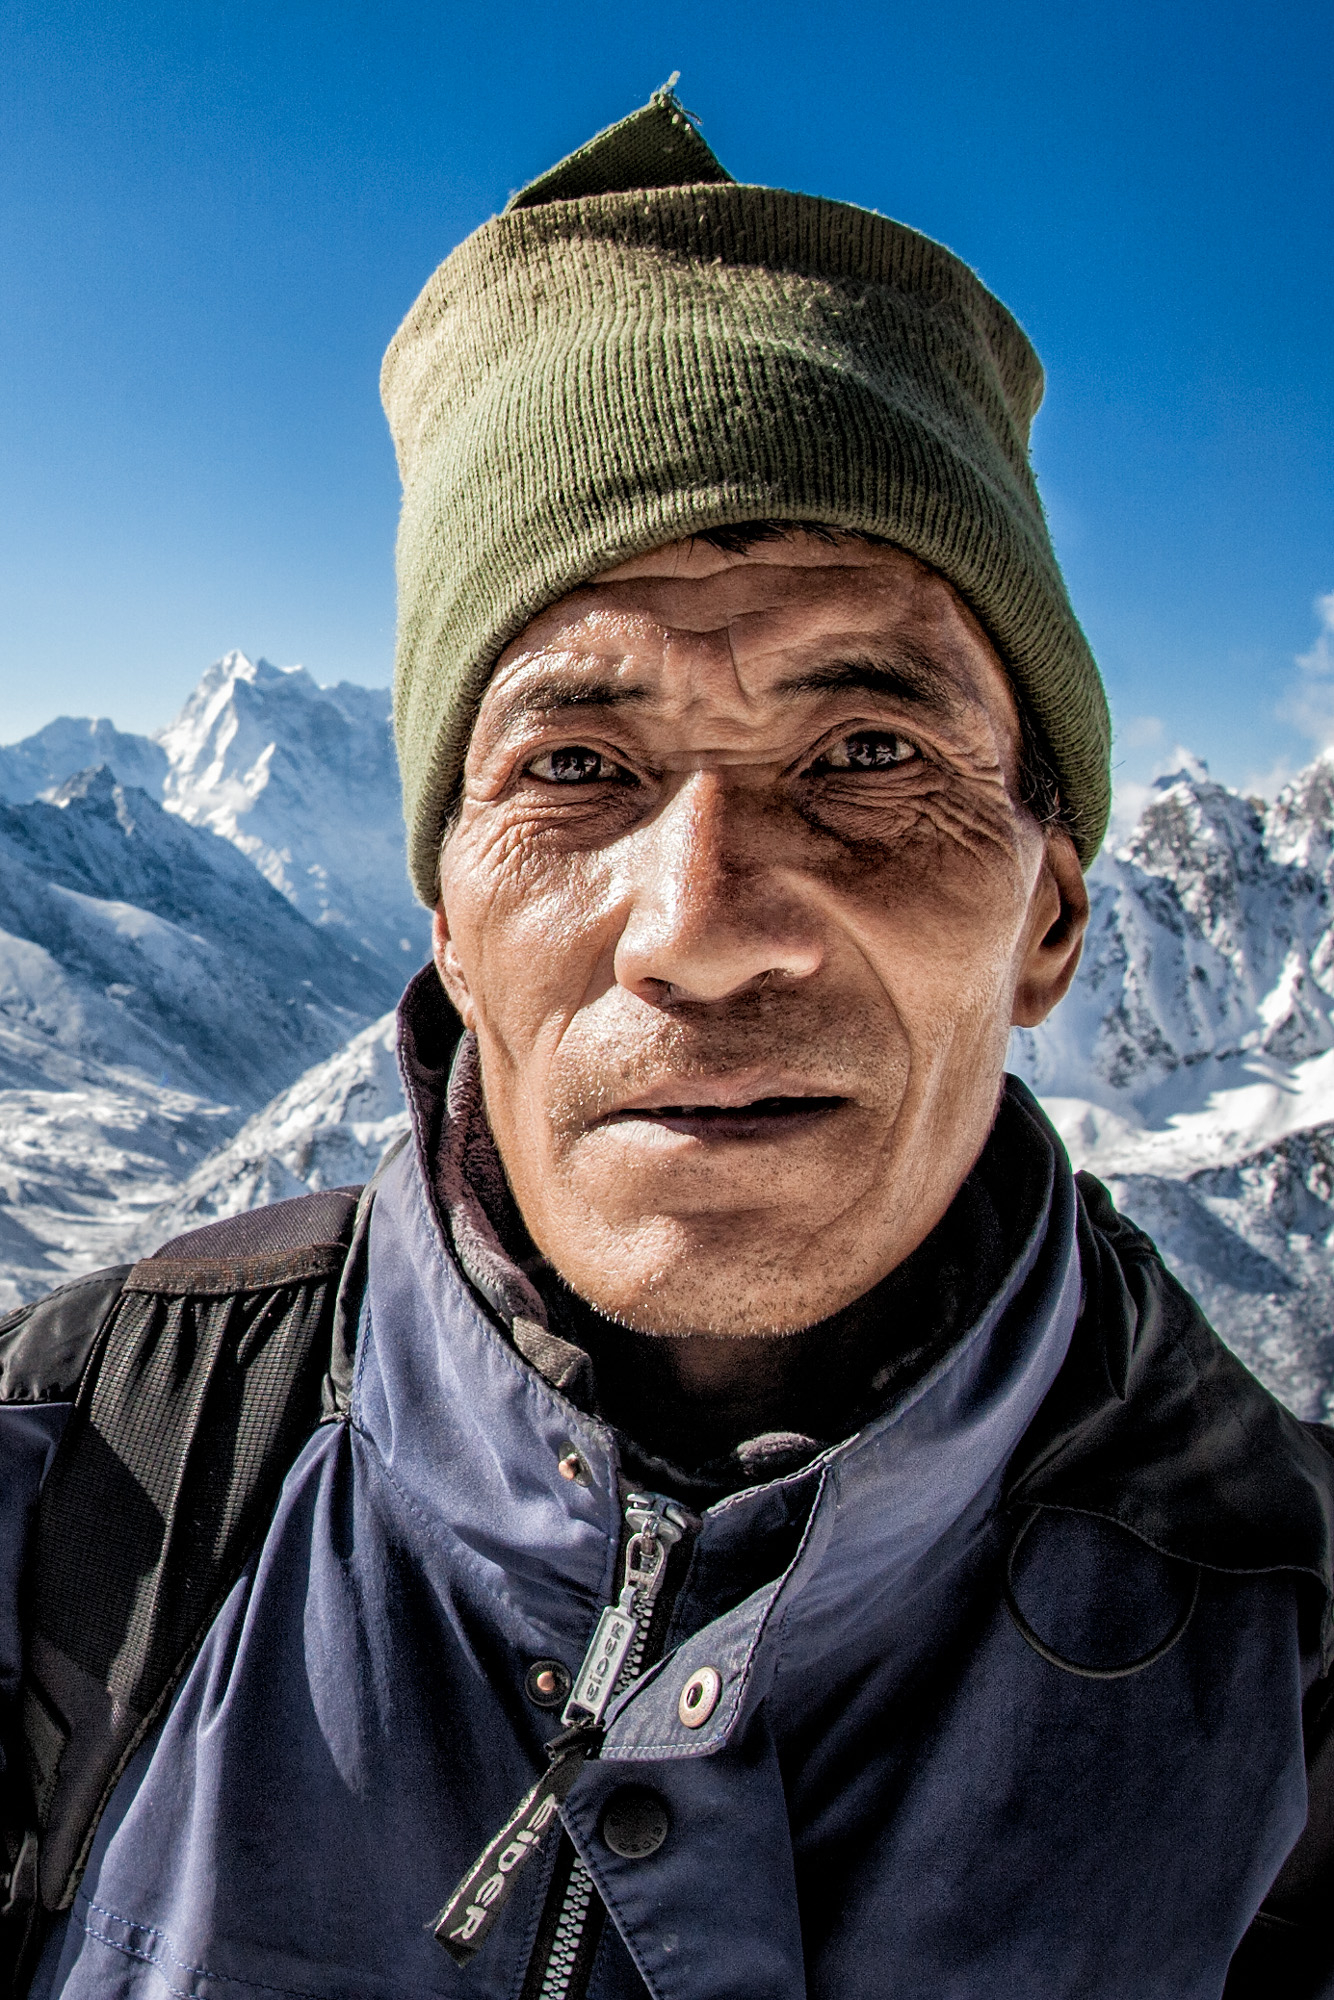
[526,746,621,784]
[815,731,919,771]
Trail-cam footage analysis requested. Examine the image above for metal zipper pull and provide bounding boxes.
[561,1494,688,1728]
[431,1491,690,1967]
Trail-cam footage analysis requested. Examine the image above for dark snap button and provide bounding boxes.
[599,1786,670,1860]
[525,1659,572,1709]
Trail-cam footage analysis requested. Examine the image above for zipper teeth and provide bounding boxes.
[535,1855,596,2000]
[617,1618,651,1690]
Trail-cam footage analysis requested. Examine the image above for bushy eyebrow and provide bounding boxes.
[482,649,959,739]
[774,652,959,715]
[483,676,651,737]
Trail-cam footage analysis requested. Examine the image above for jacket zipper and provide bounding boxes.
[526,1492,692,2000]
[432,1490,692,1983]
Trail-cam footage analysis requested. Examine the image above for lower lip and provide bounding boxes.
[602,1097,847,1142]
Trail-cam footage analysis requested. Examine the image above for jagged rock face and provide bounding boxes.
[1107,1124,1334,1422]
[1012,768,1334,1114]
[1265,750,1334,878]
[123,1012,408,1256]
[0,652,430,977]
[156,654,426,973]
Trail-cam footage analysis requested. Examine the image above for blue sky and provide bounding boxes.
[2,0,1331,810]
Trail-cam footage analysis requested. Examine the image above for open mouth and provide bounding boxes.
[602,1095,847,1139]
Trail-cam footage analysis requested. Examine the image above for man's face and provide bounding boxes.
[435,535,1088,1337]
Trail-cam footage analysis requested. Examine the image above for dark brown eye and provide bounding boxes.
[527,746,619,784]
[816,731,919,771]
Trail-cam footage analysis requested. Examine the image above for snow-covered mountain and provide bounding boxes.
[0,717,168,802]
[0,766,392,1105]
[1010,755,1334,1178]
[156,654,426,973]
[1103,1135,1334,1425]
[120,1011,409,1256]
[0,651,429,978]
[0,1058,233,1315]
[0,652,425,1307]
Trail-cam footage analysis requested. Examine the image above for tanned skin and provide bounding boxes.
[433,533,1089,1407]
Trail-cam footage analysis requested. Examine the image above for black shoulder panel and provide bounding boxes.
[0,1190,365,1408]
[11,1185,364,1937]
[0,1268,133,1405]
[1008,1171,1334,1663]
[151,1185,364,1263]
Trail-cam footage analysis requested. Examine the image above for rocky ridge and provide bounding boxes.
[119,1011,408,1256]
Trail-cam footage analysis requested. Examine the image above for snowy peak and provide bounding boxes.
[0,766,396,1109]
[0,649,429,975]
[1013,760,1334,1127]
[154,652,329,789]
[0,715,167,803]
[1264,749,1334,877]
[0,651,422,1307]
[155,651,421,969]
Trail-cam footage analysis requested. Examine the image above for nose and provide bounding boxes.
[612,772,825,1006]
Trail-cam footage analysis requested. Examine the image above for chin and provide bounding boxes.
[555,1219,869,1339]
[583,1285,813,1340]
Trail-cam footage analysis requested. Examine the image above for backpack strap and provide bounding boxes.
[2,1180,378,1988]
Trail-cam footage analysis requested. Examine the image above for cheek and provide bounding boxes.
[442,823,620,1048]
[829,827,1037,1036]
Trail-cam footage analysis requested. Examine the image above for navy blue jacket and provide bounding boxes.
[3,1015,1333,1999]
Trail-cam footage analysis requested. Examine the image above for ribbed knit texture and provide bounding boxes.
[382,93,1111,900]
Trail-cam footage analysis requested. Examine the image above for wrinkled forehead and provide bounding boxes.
[477,536,1024,740]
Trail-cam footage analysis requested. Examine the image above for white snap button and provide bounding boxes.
[678,1665,722,1728]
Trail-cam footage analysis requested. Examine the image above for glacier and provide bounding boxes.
[3,652,1334,1420]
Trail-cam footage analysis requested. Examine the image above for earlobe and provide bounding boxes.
[432,902,477,1028]
[1011,834,1090,1029]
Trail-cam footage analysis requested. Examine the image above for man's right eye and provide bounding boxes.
[525,746,620,784]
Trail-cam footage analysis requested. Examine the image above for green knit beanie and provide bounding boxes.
[382,88,1110,900]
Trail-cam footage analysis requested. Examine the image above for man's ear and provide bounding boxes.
[1011,830,1090,1028]
[432,901,478,1030]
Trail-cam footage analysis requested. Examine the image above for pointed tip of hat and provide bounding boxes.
[505,82,735,211]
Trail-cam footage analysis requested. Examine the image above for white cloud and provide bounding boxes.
[1278,592,1334,747]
